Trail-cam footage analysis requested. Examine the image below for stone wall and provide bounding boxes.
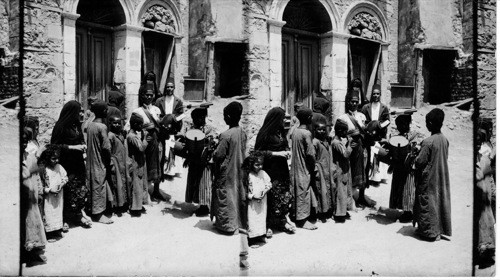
[477,0,496,142]
[23,1,65,144]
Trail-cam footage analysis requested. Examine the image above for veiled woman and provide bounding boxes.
[254,107,296,235]
[51,100,92,228]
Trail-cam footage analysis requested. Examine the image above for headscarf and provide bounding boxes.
[91,100,108,118]
[51,100,82,144]
[395,114,412,127]
[426,108,445,129]
[223,101,243,123]
[296,108,313,125]
[313,97,330,115]
[372,84,381,92]
[334,118,349,134]
[255,107,286,151]
[108,90,124,108]
[130,112,144,127]
[24,116,39,140]
[191,108,207,119]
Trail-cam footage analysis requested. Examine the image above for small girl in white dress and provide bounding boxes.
[39,145,68,242]
[242,151,272,248]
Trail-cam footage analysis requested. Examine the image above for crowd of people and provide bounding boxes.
[20,74,477,270]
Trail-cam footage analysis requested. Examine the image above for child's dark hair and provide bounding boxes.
[38,144,61,166]
[241,150,265,172]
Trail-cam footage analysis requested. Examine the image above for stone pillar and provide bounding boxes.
[380,43,391,106]
[62,12,79,103]
[267,18,286,108]
[328,32,350,121]
[173,36,184,99]
[114,24,143,119]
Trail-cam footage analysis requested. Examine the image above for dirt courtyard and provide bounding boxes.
[17,105,478,277]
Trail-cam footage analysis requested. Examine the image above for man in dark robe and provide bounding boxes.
[312,121,333,222]
[86,100,113,224]
[290,108,317,230]
[212,101,247,234]
[413,108,451,241]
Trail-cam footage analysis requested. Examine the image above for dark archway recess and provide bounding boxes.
[76,0,126,109]
[282,0,332,33]
[77,0,126,27]
[281,0,332,113]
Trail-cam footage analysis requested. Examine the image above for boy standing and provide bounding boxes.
[290,108,317,230]
[413,108,451,241]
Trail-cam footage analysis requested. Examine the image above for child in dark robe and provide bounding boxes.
[331,119,353,222]
[413,108,451,241]
[312,121,333,222]
[180,108,216,216]
[127,113,150,216]
[211,101,249,268]
[290,108,317,230]
[108,114,128,213]
[86,100,113,224]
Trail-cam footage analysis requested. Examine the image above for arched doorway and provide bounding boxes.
[281,0,332,113]
[76,0,126,109]
[139,3,179,97]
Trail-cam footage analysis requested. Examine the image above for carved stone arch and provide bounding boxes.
[64,0,133,24]
[342,1,389,41]
[268,0,341,32]
[135,0,182,35]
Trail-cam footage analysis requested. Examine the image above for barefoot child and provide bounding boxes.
[290,108,317,230]
[331,119,353,222]
[86,100,113,224]
[242,151,272,248]
[108,114,128,213]
[413,108,451,241]
[39,145,68,242]
[312,122,333,222]
[127,113,151,216]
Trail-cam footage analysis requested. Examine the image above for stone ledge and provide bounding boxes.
[26,1,62,13]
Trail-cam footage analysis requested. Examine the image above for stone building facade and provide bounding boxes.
[23,0,399,147]
[397,0,473,108]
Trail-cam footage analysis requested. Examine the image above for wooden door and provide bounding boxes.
[76,25,112,110]
[282,32,319,113]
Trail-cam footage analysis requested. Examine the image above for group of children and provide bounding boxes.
[20,80,455,268]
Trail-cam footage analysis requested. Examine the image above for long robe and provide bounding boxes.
[389,131,424,211]
[126,130,149,211]
[41,164,68,232]
[312,138,333,214]
[290,127,316,221]
[247,170,271,238]
[257,134,292,230]
[414,132,451,238]
[475,152,495,259]
[338,112,367,188]
[22,152,47,251]
[86,121,112,215]
[331,137,353,216]
[181,123,216,206]
[212,126,247,233]
[109,131,128,207]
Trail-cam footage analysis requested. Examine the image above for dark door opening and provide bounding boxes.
[76,25,113,109]
[282,32,319,113]
[348,37,382,100]
[141,31,175,95]
[423,49,456,104]
[214,42,248,98]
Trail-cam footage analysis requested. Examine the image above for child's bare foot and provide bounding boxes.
[94,213,114,224]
